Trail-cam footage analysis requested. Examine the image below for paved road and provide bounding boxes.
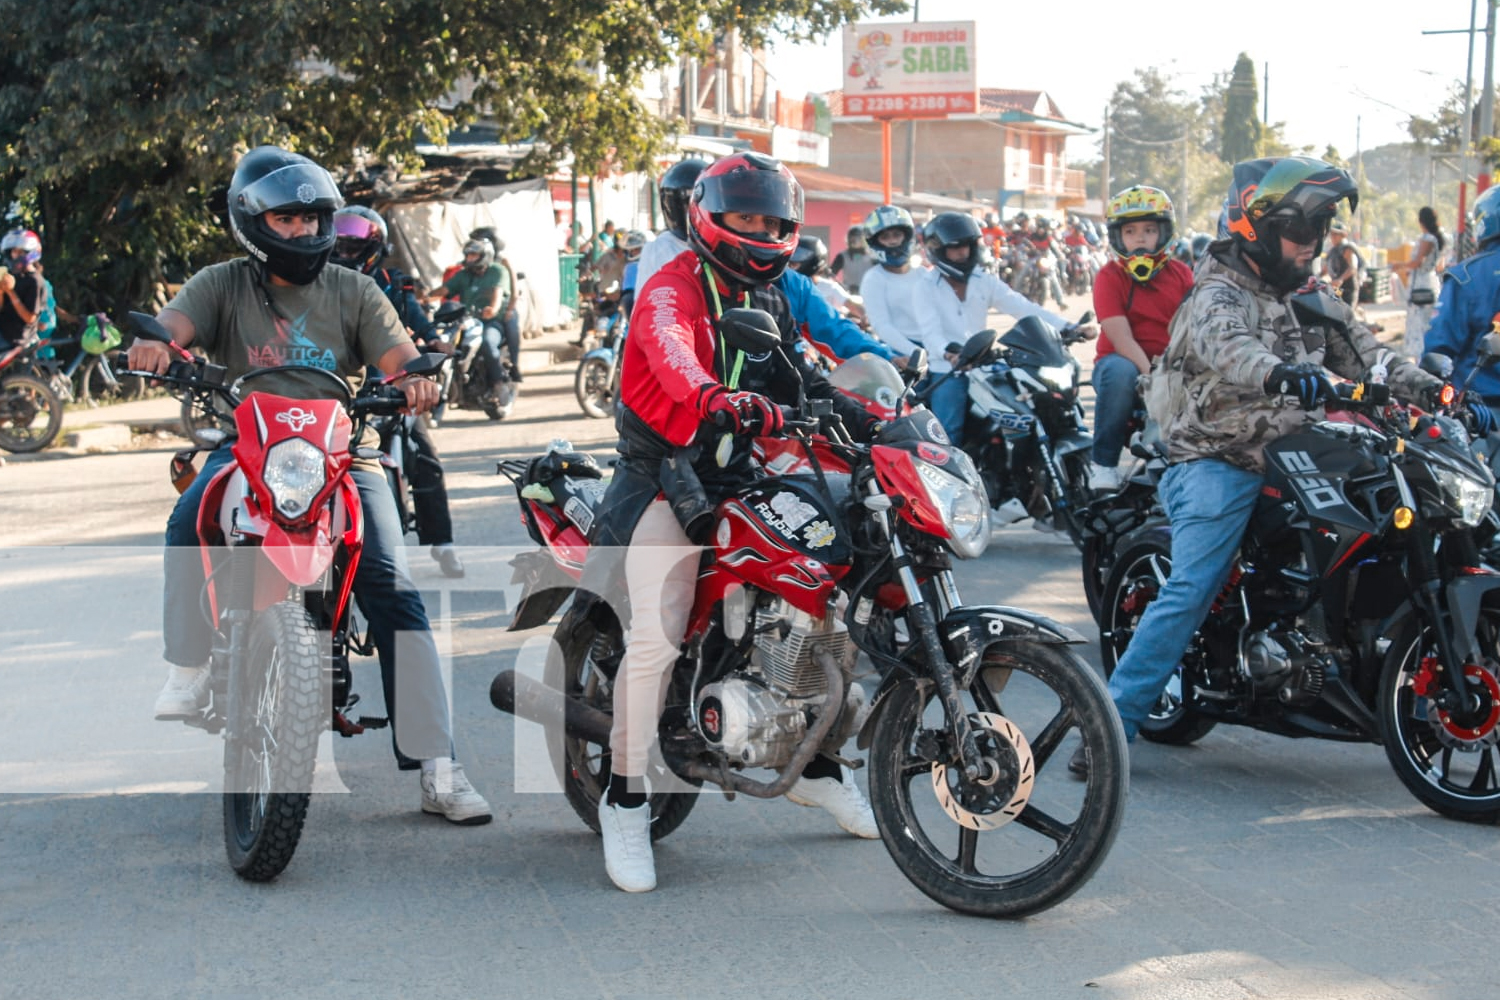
[2,300,1493,1000]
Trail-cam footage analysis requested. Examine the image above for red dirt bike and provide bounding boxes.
[491,308,1127,918]
[124,313,445,881]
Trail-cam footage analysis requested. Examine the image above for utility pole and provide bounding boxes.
[1101,105,1111,204]
[1262,62,1269,127]
[1482,0,1497,189]
[1423,2,1481,238]
[904,0,920,196]
[1180,131,1190,228]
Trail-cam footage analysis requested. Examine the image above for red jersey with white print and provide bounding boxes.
[621,249,725,447]
[1092,257,1194,361]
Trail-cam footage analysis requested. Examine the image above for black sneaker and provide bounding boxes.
[1067,745,1088,780]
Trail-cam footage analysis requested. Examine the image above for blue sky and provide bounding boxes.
[767,0,1484,161]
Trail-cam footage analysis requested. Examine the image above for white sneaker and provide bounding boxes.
[598,797,657,892]
[153,665,210,719]
[786,765,880,839]
[420,762,493,826]
[1088,462,1121,493]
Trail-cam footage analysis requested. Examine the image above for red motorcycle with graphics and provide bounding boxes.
[125,314,444,881]
[492,309,1127,918]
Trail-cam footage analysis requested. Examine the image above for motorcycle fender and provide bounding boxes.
[262,512,338,589]
[1051,430,1093,460]
[582,346,615,364]
[506,549,577,631]
[855,606,1086,750]
[1446,574,1500,661]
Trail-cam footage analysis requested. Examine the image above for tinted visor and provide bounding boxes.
[334,214,381,240]
[237,163,344,215]
[696,170,804,232]
[1266,208,1333,246]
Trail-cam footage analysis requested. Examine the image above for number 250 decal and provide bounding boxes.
[1282,450,1342,510]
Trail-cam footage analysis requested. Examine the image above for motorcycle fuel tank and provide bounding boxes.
[712,476,851,616]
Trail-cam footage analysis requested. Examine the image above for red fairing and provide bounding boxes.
[619,252,723,447]
[871,444,951,539]
[232,393,354,528]
[753,436,852,476]
[523,499,589,579]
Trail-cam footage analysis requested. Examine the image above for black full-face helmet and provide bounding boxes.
[1223,156,1358,292]
[791,235,829,277]
[923,211,985,282]
[228,145,344,285]
[331,206,389,274]
[660,158,709,241]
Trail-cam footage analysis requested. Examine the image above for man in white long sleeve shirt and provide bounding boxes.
[858,205,925,357]
[635,159,707,290]
[914,212,1086,444]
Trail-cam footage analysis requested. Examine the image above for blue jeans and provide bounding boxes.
[919,371,970,446]
[163,446,453,763]
[1106,459,1262,739]
[1091,352,1141,468]
[480,311,521,383]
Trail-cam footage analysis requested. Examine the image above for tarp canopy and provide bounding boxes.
[382,178,563,332]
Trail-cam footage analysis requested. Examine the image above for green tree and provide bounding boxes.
[1220,53,1262,163]
[0,0,902,315]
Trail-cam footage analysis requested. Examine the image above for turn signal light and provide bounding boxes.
[1394,506,1415,530]
[1440,384,1457,407]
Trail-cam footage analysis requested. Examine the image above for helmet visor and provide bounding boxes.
[334,213,381,240]
[237,163,344,216]
[695,171,804,232]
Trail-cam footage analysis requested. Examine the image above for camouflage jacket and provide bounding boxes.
[1165,247,1439,473]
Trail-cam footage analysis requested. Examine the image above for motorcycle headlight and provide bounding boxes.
[1038,365,1073,391]
[263,439,327,520]
[1433,466,1493,527]
[915,453,991,558]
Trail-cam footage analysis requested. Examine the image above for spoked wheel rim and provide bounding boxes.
[1386,633,1500,810]
[227,641,286,848]
[0,375,63,453]
[868,642,1127,916]
[1104,548,1189,725]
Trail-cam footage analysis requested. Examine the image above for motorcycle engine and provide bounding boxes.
[694,598,863,769]
[1243,628,1328,707]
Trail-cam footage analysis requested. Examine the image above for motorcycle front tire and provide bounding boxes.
[865,638,1128,918]
[0,373,64,453]
[223,600,323,881]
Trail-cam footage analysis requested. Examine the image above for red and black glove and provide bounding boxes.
[696,384,784,436]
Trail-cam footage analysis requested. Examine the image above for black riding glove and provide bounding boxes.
[1264,362,1332,411]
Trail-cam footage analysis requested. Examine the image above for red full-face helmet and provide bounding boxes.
[687,152,804,288]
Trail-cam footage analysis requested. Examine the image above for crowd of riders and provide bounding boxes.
[19,135,1500,893]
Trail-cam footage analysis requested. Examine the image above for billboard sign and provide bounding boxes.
[841,21,978,118]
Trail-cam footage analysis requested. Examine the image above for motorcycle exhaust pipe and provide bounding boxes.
[489,669,613,745]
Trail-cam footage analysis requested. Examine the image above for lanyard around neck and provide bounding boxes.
[703,262,747,390]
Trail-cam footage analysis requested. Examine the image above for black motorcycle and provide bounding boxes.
[429,301,515,422]
[1098,369,1500,822]
[917,313,1096,544]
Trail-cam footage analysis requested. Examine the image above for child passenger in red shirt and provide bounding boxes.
[1088,185,1194,492]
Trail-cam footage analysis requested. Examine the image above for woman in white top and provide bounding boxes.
[858,205,926,357]
[1402,205,1447,360]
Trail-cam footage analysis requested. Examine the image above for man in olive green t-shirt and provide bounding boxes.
[426,237,521,387]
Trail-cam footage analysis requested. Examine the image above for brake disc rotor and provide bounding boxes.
[930,712,1035,831]
[1427,659,1500,752]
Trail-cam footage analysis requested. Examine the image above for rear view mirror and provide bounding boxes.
[716,308,782,355]
[956,329,1000,368]
[128,311,172,344]
[1419,352,1455,380]
[1480,332,1500,365]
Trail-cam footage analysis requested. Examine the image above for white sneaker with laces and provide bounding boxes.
[1088,462,1121,493]
[786,765,880,839]
[153,665,210,720]
[420,761,493,825]
[598,797,656,892]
